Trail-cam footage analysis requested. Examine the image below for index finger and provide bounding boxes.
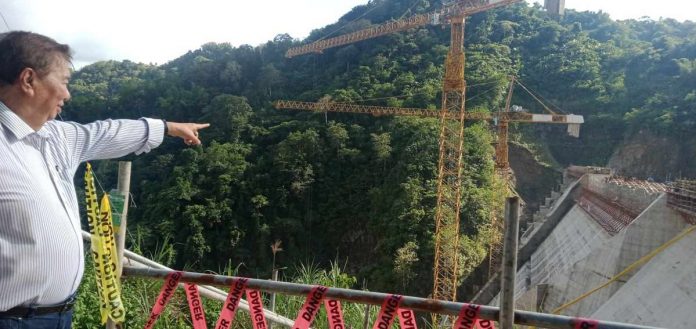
[196,123,211,129]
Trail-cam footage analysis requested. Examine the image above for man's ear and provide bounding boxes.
[17,68,37,96]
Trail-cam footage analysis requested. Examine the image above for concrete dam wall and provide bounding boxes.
[475,168,696,328]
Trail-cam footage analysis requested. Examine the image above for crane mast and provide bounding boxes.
[281,0,529,305]
[432,15,467,302]
[489,77,515,280]
[495,77,516,171]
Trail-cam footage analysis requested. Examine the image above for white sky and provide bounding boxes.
[1,0,694,69]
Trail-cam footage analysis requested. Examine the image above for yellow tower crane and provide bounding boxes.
[487,75,583,278]
[276,0,582,301]
[280,0,582,304]
[273,95,583,291]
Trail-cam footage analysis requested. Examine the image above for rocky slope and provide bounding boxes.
[607,130,696,181]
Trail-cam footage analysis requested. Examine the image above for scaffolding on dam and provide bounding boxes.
[667,180,696,224]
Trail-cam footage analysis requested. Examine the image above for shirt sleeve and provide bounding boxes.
[58,118,165,169]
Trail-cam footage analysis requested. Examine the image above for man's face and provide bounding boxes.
[32,57,71,123]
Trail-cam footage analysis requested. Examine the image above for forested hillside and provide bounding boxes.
[63,0,696,297]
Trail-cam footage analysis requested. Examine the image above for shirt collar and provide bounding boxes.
[0,101,46,140]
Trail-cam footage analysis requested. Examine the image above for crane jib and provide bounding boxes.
[285,0,523,58]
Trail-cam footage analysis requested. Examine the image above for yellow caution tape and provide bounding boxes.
[85,163,126,324]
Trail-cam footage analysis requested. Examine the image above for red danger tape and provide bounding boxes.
[293,286,328,329]
[398,308,418,329]
[574,317,600,329]
[215,278,248,329]
[453,303,481,329]
[373,294,403,329]
[185,283,207,329]
[247,290,268,329]
[324,299,346,329]
[144,271,182,329]
[476,319,496,329]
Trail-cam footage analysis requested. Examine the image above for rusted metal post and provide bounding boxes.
[122,267,662,329]
[500,196,520,329]
[269,269,279,329]
[107,161,131,329]
[115,161,131,276]
[362,303,371,329]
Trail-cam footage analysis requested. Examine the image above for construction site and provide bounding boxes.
[119,0,695,328]
[6,0,690,328]
[473,167,696,328]
[116,170,696,329]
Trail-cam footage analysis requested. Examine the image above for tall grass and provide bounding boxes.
[72,247,389,328]
[72,237,228,328]
[272,261,376,329]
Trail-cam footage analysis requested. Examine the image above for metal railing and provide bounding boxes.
[80,230,296,327]
[95,164,666,329]
[122,267,664,329]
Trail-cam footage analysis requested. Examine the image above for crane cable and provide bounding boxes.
[0,9,11,31]
[552,224,696,315]
[316,0,432,44]
[349,80,502,103]
[399,0,423,20]
[465,83,504,104]
[514,79,567,115]
[314,1,384,42]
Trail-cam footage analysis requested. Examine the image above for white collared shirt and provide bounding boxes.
[0,101,164,310]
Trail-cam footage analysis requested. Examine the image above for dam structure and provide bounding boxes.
[474,166,696,328]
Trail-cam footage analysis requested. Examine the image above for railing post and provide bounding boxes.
[269,269,279,329]
[115,161,131,276]
[107,161,131,329]
[362,303,371,329]
[500,196,520,329]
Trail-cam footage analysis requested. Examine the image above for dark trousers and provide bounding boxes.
[0,310,73,329]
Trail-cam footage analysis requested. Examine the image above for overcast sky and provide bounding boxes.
[1,0,694,69]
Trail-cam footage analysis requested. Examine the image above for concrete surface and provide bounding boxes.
[479,174,696,328]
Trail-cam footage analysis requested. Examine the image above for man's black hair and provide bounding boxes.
[0,31,72,86]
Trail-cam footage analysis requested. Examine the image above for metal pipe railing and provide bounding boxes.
[80,231,295,327]
[123,267,664,329]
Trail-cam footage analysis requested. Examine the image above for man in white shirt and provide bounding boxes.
[0,31,209,328]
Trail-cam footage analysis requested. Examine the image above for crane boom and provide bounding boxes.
[285,0,522,58]
[274,100,488,120]
[273,100,583,126]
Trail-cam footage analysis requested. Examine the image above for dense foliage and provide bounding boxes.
[64,0,696,301]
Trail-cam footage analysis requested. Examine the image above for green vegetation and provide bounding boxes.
[73,249,372,328]
[65,0,696,323]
